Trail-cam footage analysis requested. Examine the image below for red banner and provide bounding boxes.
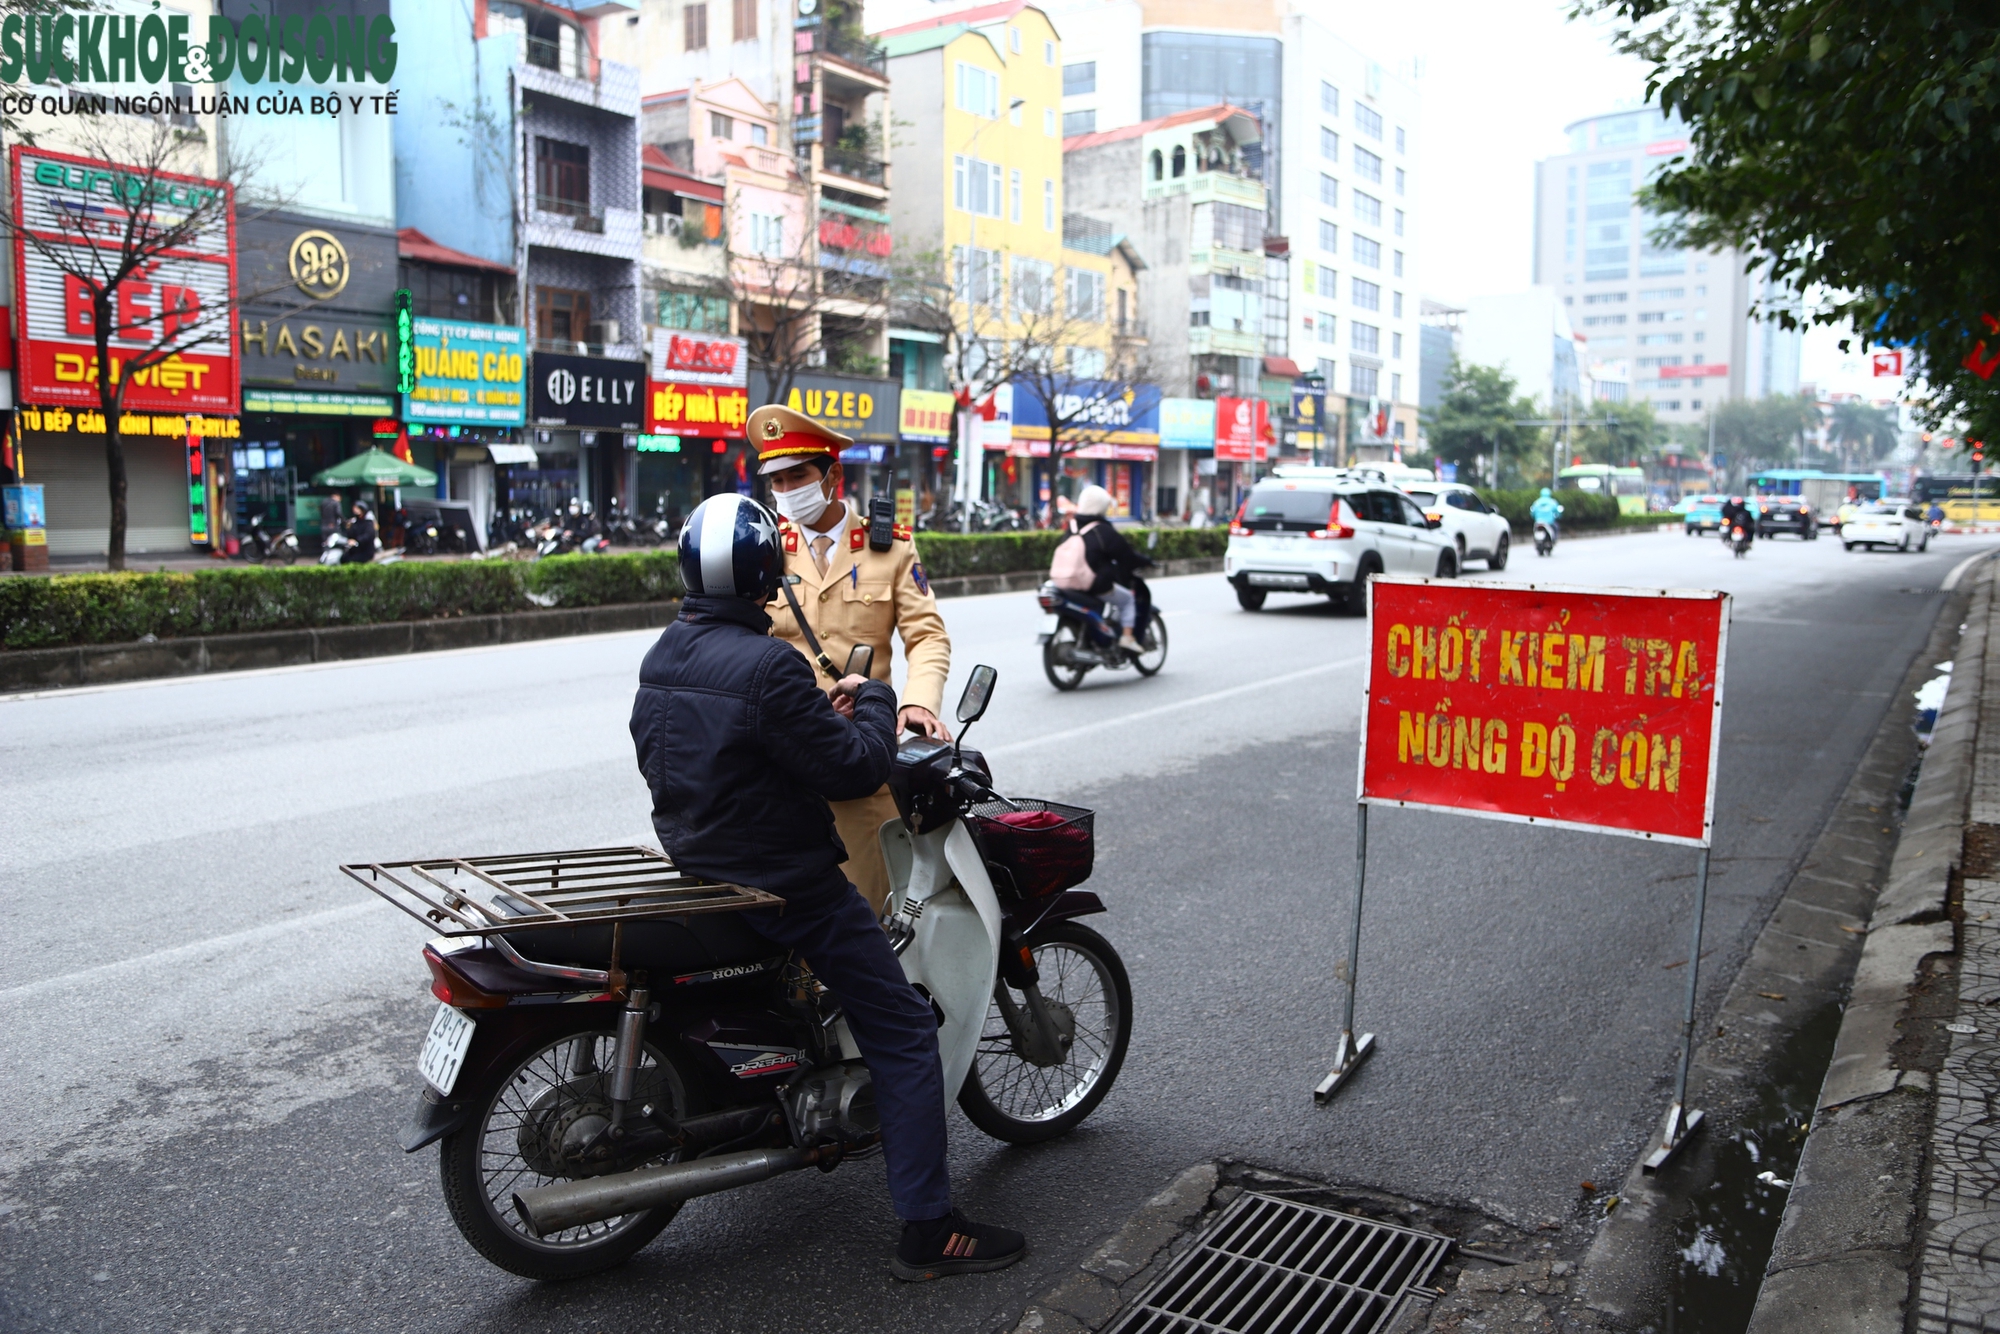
[1657,363,1729,380]
[646,379,748,437]
[1360,578,1729,846]
[1214,396,1269,462]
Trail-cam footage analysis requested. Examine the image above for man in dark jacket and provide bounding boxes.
[343,501,377,563]
[1071,484,1155,651]
[630,490,1025,1281]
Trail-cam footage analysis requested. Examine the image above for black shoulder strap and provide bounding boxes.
[778,577,840,678]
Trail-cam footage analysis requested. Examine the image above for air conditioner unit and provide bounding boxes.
[588,320,621,345]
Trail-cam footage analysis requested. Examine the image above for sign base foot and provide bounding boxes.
[1313,1032,1375,1104]
[1641,1102,1705,1174]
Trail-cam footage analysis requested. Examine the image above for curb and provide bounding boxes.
[1742,555,1994,1334]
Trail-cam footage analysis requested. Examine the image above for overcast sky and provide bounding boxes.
[1323,0,1654,306]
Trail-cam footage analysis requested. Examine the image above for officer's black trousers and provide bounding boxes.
[743,871,952,1221]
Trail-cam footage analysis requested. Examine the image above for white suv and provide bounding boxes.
[1224,469,1457,612]
[1402,481,1511,570]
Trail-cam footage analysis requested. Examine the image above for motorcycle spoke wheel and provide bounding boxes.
[439,1025,689,1280]
[958,921,1132,1144]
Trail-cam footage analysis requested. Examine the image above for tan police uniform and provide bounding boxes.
[750,404,952,915]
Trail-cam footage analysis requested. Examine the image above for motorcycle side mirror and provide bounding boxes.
[844,644,874,679]
[956,664,997,728]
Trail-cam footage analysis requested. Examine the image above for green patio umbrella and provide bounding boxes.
[312,447,437,488]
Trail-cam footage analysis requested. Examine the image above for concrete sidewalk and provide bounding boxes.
[1749,554,2000,1333]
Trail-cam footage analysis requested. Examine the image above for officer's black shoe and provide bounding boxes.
[891,1210,1027,1281]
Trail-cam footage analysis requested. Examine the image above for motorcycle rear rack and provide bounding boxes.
[341,846,779,938]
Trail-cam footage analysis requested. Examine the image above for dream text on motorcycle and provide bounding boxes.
[1361,577,1729,846]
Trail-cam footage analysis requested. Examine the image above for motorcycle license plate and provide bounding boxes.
[418,1003,476,1095]
[1037,612,1059,644]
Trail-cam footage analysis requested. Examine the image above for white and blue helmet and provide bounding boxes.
[677,493,784,601]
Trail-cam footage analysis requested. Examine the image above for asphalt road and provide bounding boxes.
[2,527,1989,1333]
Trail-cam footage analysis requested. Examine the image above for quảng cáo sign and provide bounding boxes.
[1359,577,1730,846]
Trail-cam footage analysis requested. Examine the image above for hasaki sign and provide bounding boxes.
[1360,578,1729,846]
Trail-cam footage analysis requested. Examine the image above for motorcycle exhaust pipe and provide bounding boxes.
[513,1146,815,1237]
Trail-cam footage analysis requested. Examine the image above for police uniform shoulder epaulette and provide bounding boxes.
[891,524,914,542]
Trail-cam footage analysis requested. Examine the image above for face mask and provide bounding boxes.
[773,476,832,527]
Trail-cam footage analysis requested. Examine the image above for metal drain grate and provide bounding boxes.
[1101,1192,1451,1334]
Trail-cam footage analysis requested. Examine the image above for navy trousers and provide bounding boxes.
[743,871,952,1222]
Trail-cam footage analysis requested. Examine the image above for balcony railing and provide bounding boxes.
[820,28,887,74]
[524,33,590,80]
[534,195,605,233]
[821,147,886,185]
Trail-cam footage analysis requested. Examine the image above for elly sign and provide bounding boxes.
[1359,578,1729,846]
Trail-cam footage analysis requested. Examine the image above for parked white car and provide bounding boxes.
[1402,481,1511,570]
[1842,498,1930,552]
[1225,469,1457,612]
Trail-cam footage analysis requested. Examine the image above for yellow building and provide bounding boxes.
[881,2,1151,517]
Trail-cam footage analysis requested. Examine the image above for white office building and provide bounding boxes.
[973,0,1423,448]
[1533,108,1800,425]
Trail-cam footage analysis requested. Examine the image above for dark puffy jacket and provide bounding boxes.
[1075,516,1154,596]
[630,595,898,893]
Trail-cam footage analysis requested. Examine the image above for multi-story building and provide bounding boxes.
[1532,107,1801,427]
[879,1,1151,516]
[1034,0,1422,455]
[1064,104,1265,513]
[395,0,645,519]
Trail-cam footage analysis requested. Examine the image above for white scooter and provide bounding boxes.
[346,665,1131,1280]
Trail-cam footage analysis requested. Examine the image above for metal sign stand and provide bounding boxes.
[1643,846,1711,1171]
[1314,803,1377,1103]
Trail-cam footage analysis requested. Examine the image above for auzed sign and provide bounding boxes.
[1360,578,1729,846]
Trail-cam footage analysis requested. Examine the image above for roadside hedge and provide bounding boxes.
[1476,487,1628,534]
[1,529,1228,651]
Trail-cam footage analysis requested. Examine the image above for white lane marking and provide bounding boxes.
[0,627,661,704]
[0,899,388,1004]
[984,655,1368,756]
[1943,550,1994,591]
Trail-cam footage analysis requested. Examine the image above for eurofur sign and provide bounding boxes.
[403,317,525,426]
[1360,578,1728,846]
[0,10,397,87]
[11,145,238,413]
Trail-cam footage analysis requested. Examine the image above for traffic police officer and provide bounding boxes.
[749,403,951,916]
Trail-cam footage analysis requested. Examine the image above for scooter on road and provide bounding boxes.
[1035,577,1168,691]
[1533,521,1557,557]
[345,664,1130,1281]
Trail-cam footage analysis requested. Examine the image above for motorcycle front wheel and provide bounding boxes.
[438,1016,695,1281]
[1132,611,1168,676]
[958,920,1132,1144]
[1043,623,1089,692]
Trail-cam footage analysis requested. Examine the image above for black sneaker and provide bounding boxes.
[891,1210,1027,1281]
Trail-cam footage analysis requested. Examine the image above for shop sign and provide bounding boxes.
[235,212,398,393]
[992,439,1157,462]
[1009,380,1161,445]
[839,443,894,465]
[1290,383,1325,432]
[244,388,395,416]
[1657,363,1729,380]
[15,404,241,439]
[405,318,527,426]
[647,379,749,437]
[899,388,956,442]
[1214,395,1269,462]
[780,371,899,443]
[1158,397,1214,449]
[1361,578,1728,846]
[649,329,747,388]
[533,351,643,431]
[11,146,239,413]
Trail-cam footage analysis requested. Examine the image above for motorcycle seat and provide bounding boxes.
[500,910,778,981]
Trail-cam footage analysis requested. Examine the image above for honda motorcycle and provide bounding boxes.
[345,666,1130,1281]
[1727,520,1753,559]
[241,513,299,564]
[1533,521,1557,557]
[1036,578,1168,691]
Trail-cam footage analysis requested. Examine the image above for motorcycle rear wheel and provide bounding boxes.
[958,920,1132,1144]
[1043,623,1089,692]
[439,1017,695,1280]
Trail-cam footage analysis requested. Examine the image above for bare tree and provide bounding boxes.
[0,117,285,568]
[725,184,887,408]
